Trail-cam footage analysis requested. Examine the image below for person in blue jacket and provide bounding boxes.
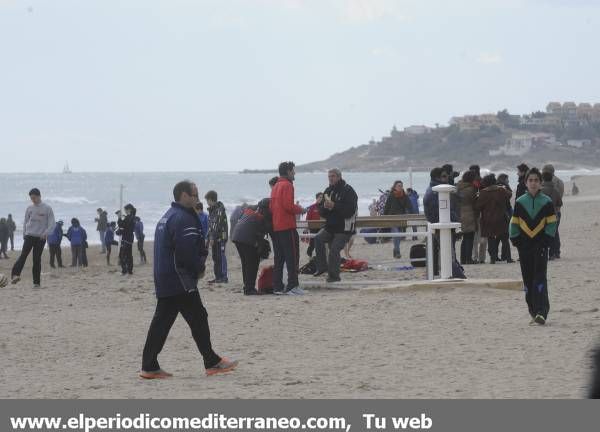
[134,216,147,264]
[104,221,117,266]
[140,180,238,379]
[66,218,87,267]
[195,202,209,241]
[406,187,420,240]
[47,220,65,268]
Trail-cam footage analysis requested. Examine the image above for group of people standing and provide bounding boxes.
[0,214,16,259]
[423,162,562,325]
[4,187,149,287]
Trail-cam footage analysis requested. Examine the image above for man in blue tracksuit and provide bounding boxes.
[140,180,238,379]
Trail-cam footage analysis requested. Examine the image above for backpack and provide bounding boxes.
[257,265,274,294]
[340,259,369,272]
[409,243,427,267]
[299,257,317,274]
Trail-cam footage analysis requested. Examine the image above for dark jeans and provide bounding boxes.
[49,244,63,267]
[314,229,351,279]
[518,245,549,319]
[12,235,46,285]
[306,229,319,257]
[460,232,474,264]
[235,242,260,292]
[549,212,561,258]
[0,239,7,257]
[211,240,228,281]
[106,244,112,265]
[137,237,147,263]
[499,233,512,261]
[120,242,134,274]
[71,245,84,267]
[9,232,14,250]
[487,236,500,262]
[272,229,299,291]
[141,291,221,372]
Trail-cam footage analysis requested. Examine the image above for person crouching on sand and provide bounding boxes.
[140,180,238,379]
[510,168,557,326]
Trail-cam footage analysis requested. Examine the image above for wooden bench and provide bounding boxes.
[296,214,428,230]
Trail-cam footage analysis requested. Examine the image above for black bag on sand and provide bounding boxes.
[410,243,427,267]
[299,257,317,275]
[452,259,467,279]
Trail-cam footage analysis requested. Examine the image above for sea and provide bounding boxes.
[0,169,597,249]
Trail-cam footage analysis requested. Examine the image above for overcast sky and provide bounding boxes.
[1,0,599,172]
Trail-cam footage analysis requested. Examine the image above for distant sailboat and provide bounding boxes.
[63,161,72,174]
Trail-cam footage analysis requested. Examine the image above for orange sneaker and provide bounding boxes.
[206,357,239,376]
[139,369,173,379]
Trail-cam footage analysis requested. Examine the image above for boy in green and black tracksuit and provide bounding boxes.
[510,185,557,324]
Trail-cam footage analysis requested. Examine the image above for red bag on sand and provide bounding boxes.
[340,259,369,272]
[257,265,274,294]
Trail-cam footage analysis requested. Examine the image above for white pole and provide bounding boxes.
[432,184,459,280]
[426,224,434,281]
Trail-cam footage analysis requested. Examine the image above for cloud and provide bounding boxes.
[371,46,397,58]
[477,52,503,64]
[338,0,408,23]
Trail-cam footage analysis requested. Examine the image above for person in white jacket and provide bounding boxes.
[11,188,55,288]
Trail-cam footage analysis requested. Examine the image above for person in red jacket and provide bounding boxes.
[305,192,323,257]
[269,161,305,295]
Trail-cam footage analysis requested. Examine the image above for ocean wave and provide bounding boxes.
[45,196,99,205]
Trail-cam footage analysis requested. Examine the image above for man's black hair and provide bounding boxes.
[481,173,497,188]
[278,161,295,177]
[29,188,41,196]
[525,167,542,182]
[205,190,218,202]
[430,167,444,180]
[517,163,529,173]
[468,164,480,175]
[269,176,279,187]
[173,180,195,201]
[195,202,204,211]
[315,192,323,199]
[462,170,476,183]
[442,164,453,174]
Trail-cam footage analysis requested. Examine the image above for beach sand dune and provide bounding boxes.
[1,176,599,398]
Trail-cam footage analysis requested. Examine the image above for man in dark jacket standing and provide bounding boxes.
[270,161,304,295]
[7,214,16,251]
[314,169,358,283]
[205,191,229,284]
[140,180,238,379]
[95,208,108,254]
[515,163,529,200]
[118,204,136,275]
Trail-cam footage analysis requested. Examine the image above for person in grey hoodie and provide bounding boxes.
[11,188,55,287]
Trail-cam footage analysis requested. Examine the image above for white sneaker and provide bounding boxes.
[287,286,306,296]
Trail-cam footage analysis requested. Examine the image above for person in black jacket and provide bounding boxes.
[118,203,136,275]
[313,168,358,283]
[231,198,271,295]
[515,163,529,200]
[140,180,238,379]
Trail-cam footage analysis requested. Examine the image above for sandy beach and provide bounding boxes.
[1,175,599,399]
